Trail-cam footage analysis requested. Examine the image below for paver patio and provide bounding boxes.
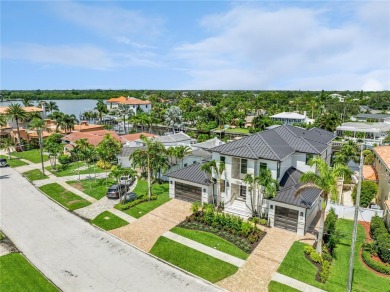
[217,227,315,292]
[110,199,192,252]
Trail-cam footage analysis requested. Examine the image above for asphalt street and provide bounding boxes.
[0,167,220,292]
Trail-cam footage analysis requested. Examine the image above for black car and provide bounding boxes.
[106,184,128,199]
[0,158,9,167]
[122,192,137,203]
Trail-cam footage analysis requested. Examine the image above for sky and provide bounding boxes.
[1,0,389,90]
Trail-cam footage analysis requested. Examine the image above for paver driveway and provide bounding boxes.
[110,199,192,252]
[217,227,315,292]
[0,167,219,292]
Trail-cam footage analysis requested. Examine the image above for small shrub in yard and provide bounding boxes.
[310,251,323,264]
[259,219,268,226]
[377,233,390,264]
[304,245,315,255]
[319,260,331,283]
[370,216,384,236]
[373,226,388,241]
[58,154,71,165]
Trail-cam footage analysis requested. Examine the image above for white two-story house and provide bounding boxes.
[168,125,335,235]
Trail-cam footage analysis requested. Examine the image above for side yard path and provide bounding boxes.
[110,199,192,252]
[217,227,315,292]
[271,273,326,292]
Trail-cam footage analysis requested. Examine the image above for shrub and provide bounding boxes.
[119,195,157,210]
[304,245,315,255]
[58,154,71,165]
[96,160,112,169]
[373,226,388,240]
[319,260,331,283]
[352,181,378,207]
[259,219,268,226]
[370,216,385,236]
[310,251,323,264]
[377,233,390,264]
[362,242,378,255]
[362,250,390,275]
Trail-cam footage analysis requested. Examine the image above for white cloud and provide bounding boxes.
[175,3,390,90]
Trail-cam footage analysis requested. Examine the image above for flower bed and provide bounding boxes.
[361,250,390,275]
[181,203,266,253]
[303,245,332,283]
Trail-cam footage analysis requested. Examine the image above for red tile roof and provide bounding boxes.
[374,146,390,169]
[106,96,151,105]
[362,165,378,181]
[62,130,124,146]
[122,132,157,142]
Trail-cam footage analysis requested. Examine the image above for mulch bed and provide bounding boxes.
[359,249,390,278]
[359,221,373,242]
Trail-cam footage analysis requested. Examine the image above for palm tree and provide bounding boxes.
[22,97,34,107]
[130,135,166,200]
[164,106,183,133]
[243,173,256,216]
[60,114,77,133]
[28,118,49,175]
[46,101,59,114]
[48,111,64,131]
[294,157,351,255]
[0,137,14,159]
[6,103,28,143]
[255,168,279,217]
[201,160,225,206]
[95,100,108,123]
[44,133,63,170]
[74,138,93,176]
[175,145,192,168]
[333,140,359,165]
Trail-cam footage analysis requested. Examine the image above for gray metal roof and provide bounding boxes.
[356,113,390,119]
[155,132,192,143]
[118,146,145,157]
[211,125,334,161]
[167,163,212,186]
[192,138,224,150]
[273,167,322,208]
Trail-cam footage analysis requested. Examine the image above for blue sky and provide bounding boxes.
[1,0,389,90]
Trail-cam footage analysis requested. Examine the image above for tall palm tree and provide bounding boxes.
[95,100,108,123]
[130,135,166,200]
[201,160,225,206]
[60,114,77,133]
[28,118,49,175]
[175,145,192,168]
[255,168,279,217]
[6,103,28,143]
[243,173,256,215]
[333,140,359,165]
[22,97,34,107]
[0,137,14,159]
[295,157,351,255]
[46,101,59,114]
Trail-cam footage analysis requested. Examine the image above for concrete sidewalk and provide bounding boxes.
[271,272,326,292]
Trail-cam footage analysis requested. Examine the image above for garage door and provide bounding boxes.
[175,182,202,203]
[274,206,298,232]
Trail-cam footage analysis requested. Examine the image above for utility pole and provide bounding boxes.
[347,143,364,292]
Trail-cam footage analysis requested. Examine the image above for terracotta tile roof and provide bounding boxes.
[73,123,105,132]
[373,146,390,169]
[0,106,43,114]
[122,132,157,142]
[362,165,378,181]
[62,130,125,146]
[106,96,151,105]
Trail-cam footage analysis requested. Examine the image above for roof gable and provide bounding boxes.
[167,163,212,186]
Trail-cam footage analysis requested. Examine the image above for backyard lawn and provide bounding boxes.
[11,149,49,163]
[278,219,389,292]
[23,169,48,181]
[0,155,28,167]
[225,128,250,134]
[67,178,116,200]
[115,180,170,219]
[150,237,238,283]
[39,183,91,211]
[0,253,57,292]
[268,281,299,292]
[47,162,106,177]
[170,227,249,260]
[90,211,129,230]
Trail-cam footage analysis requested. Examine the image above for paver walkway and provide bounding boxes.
[217,227,315,292]
[110,199,192,252]
[272,272,326,292]
[163,231,245,267]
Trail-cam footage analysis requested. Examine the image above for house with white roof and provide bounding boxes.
[106,96,152,114]
[167,125,335,235]
[336,122,390,146]
[270,112,314,125]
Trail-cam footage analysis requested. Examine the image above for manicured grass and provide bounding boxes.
[150,237,238,283]
[67,178,116,200]
[268,281,300,292]
[0,253,57,292]
[47,162,106,177]
[225,128,250,134]
[171,227,249,260]
[115,181,170,218]
[11,149,49,163]
[23,169,48,181]
[39,183,91,210]
[90,211,129,230]
[0,155,28,167]
[278,219,389,292]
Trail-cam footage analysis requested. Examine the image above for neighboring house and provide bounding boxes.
[373,146,390,210]
[106,96,151,114]
[355,113,390,123]
[122,132,158,147]
[192,137,224,150]
[167,125,334,235]
[117,146,145,168]
[270,112,314,125]
[245,115,256,128]
[0,106,44,129]
[336,122,390,146]
[73,121,105,132]
[62,130,125,152]
[154,132,195,147]
[329,93,345,102]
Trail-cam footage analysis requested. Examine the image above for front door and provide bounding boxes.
[239,185,247,199]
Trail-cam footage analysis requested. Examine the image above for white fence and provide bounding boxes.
[326,202,384,222]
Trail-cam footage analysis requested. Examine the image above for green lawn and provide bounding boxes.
[115,181,170,219]
[23,169,49,181]
[278,219,389,292]
[11,149,49,163]
[171,227,249,260]
[39,183,91,211]
[0,155,28,167]
[150,237,238,283]
[225,128,250,134]
[67,178,116,200]
[268,281,300,292]
[90,211,129,230]
[0,253,57,292]
[47,162,106,177]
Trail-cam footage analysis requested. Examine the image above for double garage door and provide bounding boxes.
[175,182,202,203]
[274,206,299,232]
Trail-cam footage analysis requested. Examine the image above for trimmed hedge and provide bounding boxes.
[362,250,390,275]
[118,195,157,210]
[370,216,384,237]
[377,233,390,264]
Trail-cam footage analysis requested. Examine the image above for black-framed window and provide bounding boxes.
[277,162,281,178]
[260,162,267,171]
[306,154,314,164]
[240,185,247,198]
[241,159,248,174]
[220,179,225,193]
[220,156,225,163]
